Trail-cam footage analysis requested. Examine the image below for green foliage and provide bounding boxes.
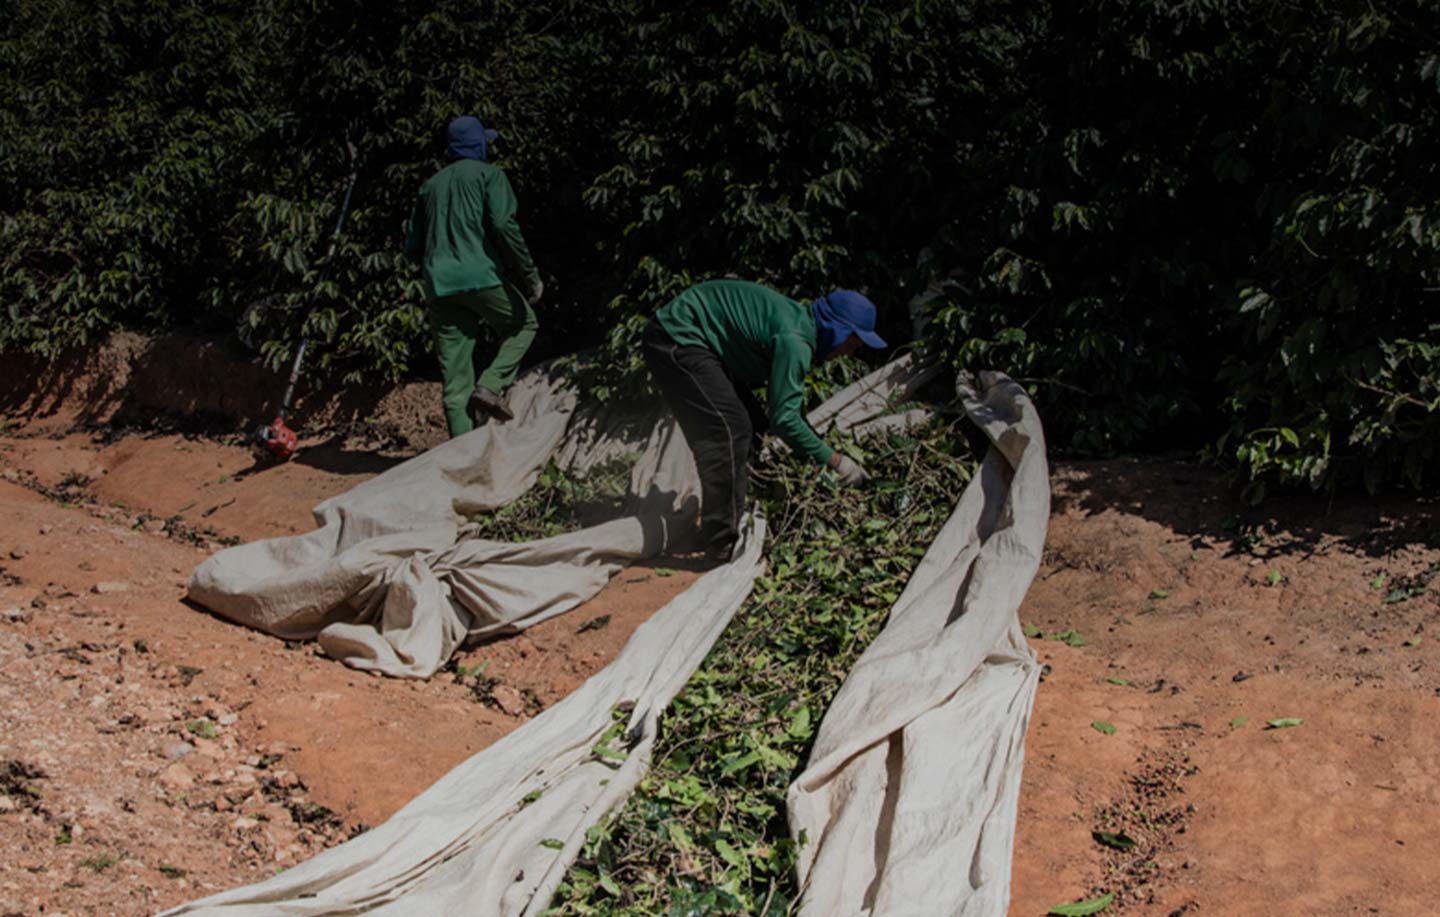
[469,456,636,542]
[3,0,1438,492]
[543,415,974,913]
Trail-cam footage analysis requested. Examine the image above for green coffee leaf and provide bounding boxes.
[1091,830,1136,850]
[1265,717,1303,729]
[1023,623,1043,638]
[1048,892,1116,916]
[1105,677,1130,686]
[1230,716,1249,728]
[1148,588,1169,599]
[1091,720,1116,735]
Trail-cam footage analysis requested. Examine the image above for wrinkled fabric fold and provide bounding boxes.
[788,371,1049,916]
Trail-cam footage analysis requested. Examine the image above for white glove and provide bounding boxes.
[528,278,545,305]
[831,453,869,486]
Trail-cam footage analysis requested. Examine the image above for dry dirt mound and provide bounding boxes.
[2,334,1439,915]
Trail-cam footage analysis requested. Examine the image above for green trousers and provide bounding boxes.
[428,281,538,437]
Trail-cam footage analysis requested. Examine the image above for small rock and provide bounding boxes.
[0,796,17,813]
[38,525,52,535]
[92,581,131,595]
[142,518,168,534]
[214,796,232,812]
[491,684,526,716]
[232,816,259,831]
[1,468,19,482]
[161,741,194,761]
[2,607,31,624]
[217,713,238,726]
[9,546,29,560]
[158,763,195,791]
[271,769,300,790]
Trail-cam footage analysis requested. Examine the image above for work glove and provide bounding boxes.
[528,278,545,305]
[830,453,869,486]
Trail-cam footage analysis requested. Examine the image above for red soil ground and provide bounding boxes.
[2,335,1437,915]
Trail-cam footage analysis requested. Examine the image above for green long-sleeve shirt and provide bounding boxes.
[656,279,833,466]
[405,159,539,301]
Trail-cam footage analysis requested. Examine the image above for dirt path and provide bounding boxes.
[1010,460,1440,915]
[3,348,1439,914]
[0,427,698,915]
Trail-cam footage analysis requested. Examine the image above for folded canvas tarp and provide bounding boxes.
[171,359,1047,916]
[790,372,1047,915]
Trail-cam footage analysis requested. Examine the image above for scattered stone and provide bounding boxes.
[92,581,131,595]
[0,796,17,813]
[9,546,29,560]
[491,684,526,716]
[2,606,31,624]
[161,741,194,761]
[38,524,52,535]
[217,712,238,726]
[158,763,196,791]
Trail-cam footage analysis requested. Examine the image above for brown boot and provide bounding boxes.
[468,387,514,425]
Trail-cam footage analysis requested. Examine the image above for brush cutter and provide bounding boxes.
[253,151,359,462]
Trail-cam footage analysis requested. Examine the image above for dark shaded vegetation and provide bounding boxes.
[3,0,1436,494]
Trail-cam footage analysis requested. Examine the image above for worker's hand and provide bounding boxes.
[528,278,545,305]
[829,453,869,486]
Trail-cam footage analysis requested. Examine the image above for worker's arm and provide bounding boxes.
[403,195,425,265]
[766,333,834,466]
[483,168,542,298]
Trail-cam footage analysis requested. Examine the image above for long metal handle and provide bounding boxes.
[276,146,360,423]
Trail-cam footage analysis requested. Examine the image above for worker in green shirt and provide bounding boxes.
[642,279,886,560]
[405,116,543,436]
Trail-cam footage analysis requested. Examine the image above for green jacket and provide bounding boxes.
[656,279,833,465]
[405,159,540,301]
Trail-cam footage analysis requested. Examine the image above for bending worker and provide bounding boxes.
[642,279,887,560]
[405,115,543,434]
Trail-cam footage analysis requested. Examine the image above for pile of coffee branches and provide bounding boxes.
[468,455,637,542]
[540,410,976,915]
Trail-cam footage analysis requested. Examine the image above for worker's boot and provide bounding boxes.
[468,387,514,425]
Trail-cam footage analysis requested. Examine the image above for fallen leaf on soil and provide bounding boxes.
[1048,893,1115,916]
[1230,716,1249,728]
[1092,830,1137,850]
[1023,623,1043,638]
[1052,628,1086,647]
[1402,637,1421,648]
[1091,720,1116,735]
[1104,677,1130,686]
[1149,588,1169,599]
[1265,717,1304,730]
[577,615,611,634]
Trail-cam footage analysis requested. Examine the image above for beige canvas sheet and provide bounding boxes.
[171,358,1046,916]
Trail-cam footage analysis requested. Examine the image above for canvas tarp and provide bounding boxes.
[789,372,1047,915]
[171,358,1046,916]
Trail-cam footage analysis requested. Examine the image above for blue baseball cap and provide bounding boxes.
[446,116,499,161]
[814,289,888,352]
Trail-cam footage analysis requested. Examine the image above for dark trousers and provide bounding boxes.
[642,318,767,552]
